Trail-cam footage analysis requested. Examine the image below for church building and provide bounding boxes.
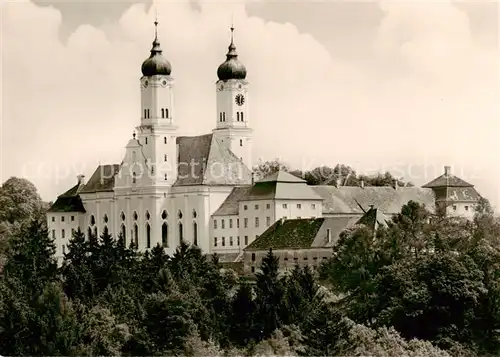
[47,22,253,261]
[47,22,481,264]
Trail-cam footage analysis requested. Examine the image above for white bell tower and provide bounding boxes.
[213,27,253,170]
[135,19,178,186]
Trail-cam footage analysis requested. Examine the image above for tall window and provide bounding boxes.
[244,236,248,245]
[146,223,151,248]
[121,225,126,245]
[193,222,198,246]
[179,223,184,241]
[222,219,225,229]
[214,237,218,247]
[222,237,225,246]
[164,154,167,162]
[240,139,243,147]
[62,229,65,239]
[61,216,65,222]
[219,113,222,122]
[161,108,165,118]
[255,217,259,228]
[266,217,271,226]
[244,218,248,228]
[214,219,217,229]
[240,112,244,121]
[229,219,233,228]
[162,222,168,247]
[52,229,55,239]
[164,137,167,144]
[134,224,139,248]
[145,137,148,145]
[237,112,240,121]
[165,108,169,118]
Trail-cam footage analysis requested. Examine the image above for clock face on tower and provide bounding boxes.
[235,94,245,106]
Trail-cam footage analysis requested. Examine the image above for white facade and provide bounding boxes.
[47,25,253,261]
[213,79,253,170]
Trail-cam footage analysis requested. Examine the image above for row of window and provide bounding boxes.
[214,216,272,229]
[143,108,169,119]
[54,221,198,251]
[214,235,253,247]
[218,112,245,122]
[250,253,329,262]
[241,203,316,211]
[52,215,75,223]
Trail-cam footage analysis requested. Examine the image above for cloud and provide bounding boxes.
[1,0,498,208]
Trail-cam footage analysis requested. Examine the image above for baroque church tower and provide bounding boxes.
[133,19,178,187]
[213,27,253,170]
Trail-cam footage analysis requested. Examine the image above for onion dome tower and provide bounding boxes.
[141,19,172,77]
[213,26,253,171]
[217,26,247,81]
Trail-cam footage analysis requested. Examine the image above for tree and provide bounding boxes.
[254,249,285,339]
[230,282,257,346]
[4,220,58,300]
[252,159,290,180]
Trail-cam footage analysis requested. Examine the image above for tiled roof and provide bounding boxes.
[445,187,481,202]
[423,172,473,188]
[48,182,86,213]
[212,186,253,216]
[245,218,325,250]
[356,207,389,230]
[173,134,252,186]
[80,164,121,194]
[256,170,305,184]
[311,216,359,248]
[313,186,435,215]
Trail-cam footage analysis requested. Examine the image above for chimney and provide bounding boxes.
[360,179,364,189]
[444,166,451,176]
[77,175,85,185]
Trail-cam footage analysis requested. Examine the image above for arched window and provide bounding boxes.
[146,223,151,249]
[241,112,244,121]
[145,137,148,145]
[219,113,222,122]
[145,211,150,221]
[223,112,226,121]
[146,109,150,118]
[161,210,168,220]
[237,112,240,121]
[164,137,167,144]
[240,139,243,147]
[132,172,136,184]
[161,108,165,118]
[121,224,126,245]
[144,109,147,118]
[192,210,197,219]
[193,222,198,246]
[162,222,168,247]
[121,212,125,221]
[90,215,95,226]
[178,210,183,219]
[133,211,138,221]
[134,224,139,247]
[165,108,169,118]
[103,214,108,223]
[165,173,168,181]
[179,222,183,241]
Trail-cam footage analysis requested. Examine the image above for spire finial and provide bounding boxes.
[154,9,159,41]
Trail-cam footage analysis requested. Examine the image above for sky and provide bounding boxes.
[1,0,499,208]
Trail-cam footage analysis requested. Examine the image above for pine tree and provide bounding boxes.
[230,282,257,346]
[255,248,285,340]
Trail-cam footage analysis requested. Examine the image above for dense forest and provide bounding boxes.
[1,176,500,356]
